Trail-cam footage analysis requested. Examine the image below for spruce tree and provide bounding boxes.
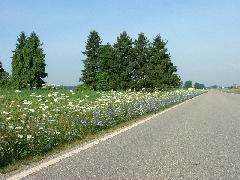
[0,61,4,73]
[12,32,27,89]
[80,31,181,91]
[95,43,115,90]
[131,33,150,90]
[81,31,102,90]
[23,32,47,88]
[0,61,10,88]
[113,31,133,90]
[148,35,180,90]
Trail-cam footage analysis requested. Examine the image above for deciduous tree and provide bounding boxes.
[184,80,193,89]
[194,82,205,89]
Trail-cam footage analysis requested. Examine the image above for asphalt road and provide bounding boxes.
[5,91,240,179]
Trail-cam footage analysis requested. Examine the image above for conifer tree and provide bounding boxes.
[148,35,180,90]
[0,61,4,73]
[131,33,150,90]
[0,61,10,88]
[95,43,115,90]
[113,31,133,90]
[80,31,181,91]
[12,32,27,89]
[23,32,47,88]
[81,31,102,90]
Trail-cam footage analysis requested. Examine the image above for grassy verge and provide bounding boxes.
[222,88,240,94]
[0,89,204,173]
[0,96,199,174]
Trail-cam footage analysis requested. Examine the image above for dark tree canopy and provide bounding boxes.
[194,82,205,89]
[0,61,10,88]
[113,31,133,90]
[0,61,4,73]
[80,31,181,91]
[11,32,47,89]
[80,30,102,90]
[12,31,27,89]
[131,32,150,90]
[183,80,193,89]
[145,35,180,90]
[23,32,47,88]
[96,43,115,91]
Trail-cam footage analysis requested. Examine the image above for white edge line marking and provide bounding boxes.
[7,94,202,180]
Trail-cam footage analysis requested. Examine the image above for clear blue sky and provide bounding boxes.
[1,0,240,86]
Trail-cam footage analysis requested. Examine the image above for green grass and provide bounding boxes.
[0,98,195,174]
[0,88,204,173]
[221,88,240,94]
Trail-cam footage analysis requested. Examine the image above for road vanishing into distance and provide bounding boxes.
[4,91,240,179]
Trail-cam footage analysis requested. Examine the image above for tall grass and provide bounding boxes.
[0,88,204,168]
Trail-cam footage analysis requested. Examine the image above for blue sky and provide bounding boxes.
[0,0,240,86]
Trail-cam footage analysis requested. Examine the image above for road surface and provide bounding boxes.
[5,91,240,179]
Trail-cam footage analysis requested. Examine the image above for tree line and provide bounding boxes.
[183,80,205,89]
[81,31,181,91]
[1,31,181,91]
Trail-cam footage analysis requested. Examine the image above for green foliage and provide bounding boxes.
[0,62,4,73]
[96,43,116,91]
[147,35,180,90]
[80,31,102,90]
[194,82,205,89]
[0,61,11,88]
[11,32,47,89]
[12,32,28,89]
[0,89,203,168]
[113,31,133,90]
[74,84,93,92]
[23,32,47,88]
[183,80,193,89]
[131,33,150,90]
[80,31,181,91]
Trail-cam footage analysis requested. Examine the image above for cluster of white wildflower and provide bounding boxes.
[0,88,204,166]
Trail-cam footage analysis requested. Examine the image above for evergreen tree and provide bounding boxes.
[184,80,192,89]
[0,61,10,88]
[0,61,4,73]
[11,32,27,89]
[113,31,133,90]
[23,32,47,88]
[131,33,150,90]
[148,35,180,90]
[95,43,115,90]
[80,31,181,91]
[81,31,102,90]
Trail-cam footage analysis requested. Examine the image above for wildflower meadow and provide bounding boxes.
[0,87,204,168]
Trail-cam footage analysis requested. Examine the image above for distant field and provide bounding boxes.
[0,88,204,170]
[222,88,240,94]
